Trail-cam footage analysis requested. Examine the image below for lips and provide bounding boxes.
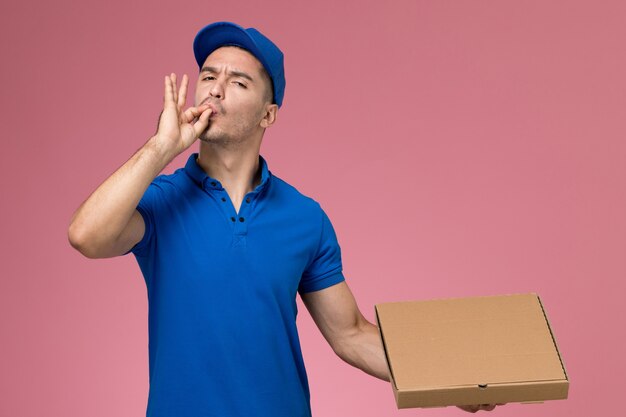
[200,100,221,116]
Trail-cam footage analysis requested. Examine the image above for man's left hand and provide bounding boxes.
[457,403,505,413]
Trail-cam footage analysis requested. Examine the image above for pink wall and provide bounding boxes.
[1,0,624,416]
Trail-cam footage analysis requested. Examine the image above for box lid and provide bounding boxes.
[375,293,568,407]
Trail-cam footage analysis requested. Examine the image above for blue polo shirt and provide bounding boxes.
[129,153,345,417]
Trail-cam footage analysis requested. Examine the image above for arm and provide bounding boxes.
[300,281,390,381]
[301,282,504,413]
[68,73,212,258]
[67,141,163,258]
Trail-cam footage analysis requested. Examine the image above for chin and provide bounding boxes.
[198,125,219,142]
[199,128,233,146]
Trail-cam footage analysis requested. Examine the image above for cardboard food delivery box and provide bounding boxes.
[374,293,568,408]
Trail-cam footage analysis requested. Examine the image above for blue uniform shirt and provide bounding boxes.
[130,153,345,417]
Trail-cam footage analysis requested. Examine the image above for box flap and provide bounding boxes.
[376,294,567,392]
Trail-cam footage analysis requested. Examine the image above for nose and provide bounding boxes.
[209,78,224,99]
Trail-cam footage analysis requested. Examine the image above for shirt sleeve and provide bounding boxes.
[298,206,345,294]
[126,179,162,258]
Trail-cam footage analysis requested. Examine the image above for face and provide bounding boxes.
[194,46,276,146]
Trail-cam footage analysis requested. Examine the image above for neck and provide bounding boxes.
[196,140,263,198]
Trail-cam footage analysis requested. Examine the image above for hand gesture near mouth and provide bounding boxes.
[154,73,212,161]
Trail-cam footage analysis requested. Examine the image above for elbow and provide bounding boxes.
[332,333,362,369]
[331,340,349,362]
[67,221,103,259]
[333,320,378,359]
[331,322,366,361]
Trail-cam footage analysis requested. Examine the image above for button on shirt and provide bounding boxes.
[130,153,345,417]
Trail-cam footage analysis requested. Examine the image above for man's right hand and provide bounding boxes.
[153,73,212,161]
[68,73,212,259]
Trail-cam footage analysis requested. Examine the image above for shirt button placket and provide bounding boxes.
[208,179,235,228]
[234,194,253,235]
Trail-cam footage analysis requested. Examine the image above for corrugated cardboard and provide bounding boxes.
[375,293,568,408]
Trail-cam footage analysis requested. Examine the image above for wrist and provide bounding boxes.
[141,136,177,174]
[145,135,179,166]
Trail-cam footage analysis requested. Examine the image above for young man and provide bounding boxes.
[69,21,499,416]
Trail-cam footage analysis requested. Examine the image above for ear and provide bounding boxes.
[260,104,279,128]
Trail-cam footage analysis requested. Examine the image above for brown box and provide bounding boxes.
[375,293,569,408]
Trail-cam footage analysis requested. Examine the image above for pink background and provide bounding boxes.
[1,0,624,416]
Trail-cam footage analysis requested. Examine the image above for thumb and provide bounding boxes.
[192,108,212,137]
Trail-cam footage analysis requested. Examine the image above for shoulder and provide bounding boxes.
[269,174,325,215]
[138,167,195,210]
[147,167,193,194]
[153,167,189,186]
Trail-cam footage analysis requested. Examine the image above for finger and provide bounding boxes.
[482,404,497,411]
[457,405,478,413]
[164,76,175,108]
[171,73,178,104]
[181,105,210,124]
[178,74,188,111]
[192,107,212,137]
[155,109,164,134]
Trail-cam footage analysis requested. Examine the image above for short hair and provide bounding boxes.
[258,65,275,105]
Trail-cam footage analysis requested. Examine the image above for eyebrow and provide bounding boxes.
[200,66,255,82]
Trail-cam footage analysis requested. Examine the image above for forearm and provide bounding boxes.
[335,320,390,382]
[68,136,171,256]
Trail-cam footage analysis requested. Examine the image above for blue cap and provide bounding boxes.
[193,22,286,107]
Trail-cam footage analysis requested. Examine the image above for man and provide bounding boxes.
[68,22,500,416]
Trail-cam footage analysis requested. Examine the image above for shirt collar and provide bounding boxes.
[184,152,271,193]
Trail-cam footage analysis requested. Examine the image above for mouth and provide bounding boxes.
[200,100,221,116]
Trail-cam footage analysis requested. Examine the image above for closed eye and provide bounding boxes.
[201,76,246,88]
